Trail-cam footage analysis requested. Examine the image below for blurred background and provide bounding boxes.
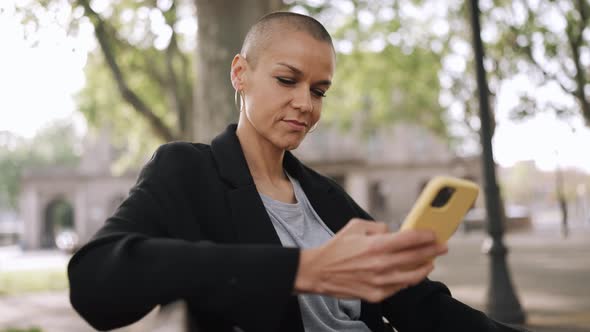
[0,0,589,331]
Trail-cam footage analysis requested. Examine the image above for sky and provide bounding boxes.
[0,0,91,138]
[1,1,589,173]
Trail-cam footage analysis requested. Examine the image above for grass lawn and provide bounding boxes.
[0,268,68,295]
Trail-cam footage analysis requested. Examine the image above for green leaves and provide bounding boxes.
[484,0,590,124]
[323,43,447,138]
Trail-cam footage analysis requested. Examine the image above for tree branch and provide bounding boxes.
[144,56,168,87]
[162,2,187,134]
[576,0,588,46]
[561,2,590,124]
[77,0,177,142]
[521,43,575,94]
[567,33,590,124]
[515,3,576,94]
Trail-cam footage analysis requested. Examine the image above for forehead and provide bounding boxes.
[255,30,335,78]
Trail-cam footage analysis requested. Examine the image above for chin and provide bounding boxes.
[274,136,304,151]
[272,133,305,151]
[285,142,302,151]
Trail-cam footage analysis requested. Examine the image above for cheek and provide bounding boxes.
[245,91,283,127]
[312,101,323,120]
[252,87,290,118]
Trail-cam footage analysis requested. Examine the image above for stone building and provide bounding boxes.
[20,123,482,249]
[19,131,137,249]
[295,123,482,229]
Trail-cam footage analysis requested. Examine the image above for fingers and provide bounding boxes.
[340,218,389,236]
[368,262,434,288]
[341,220,439,253]
[363,221,389,235]
[330,223,447,274]
[319,274,409,303]
[369,229,438,254]
[310,219,450,303]
[365,243,447,273]
[320,262,434,303]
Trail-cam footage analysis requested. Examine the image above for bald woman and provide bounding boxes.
[68,12,525,332]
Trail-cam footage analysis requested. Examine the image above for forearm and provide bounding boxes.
[68,234,300,331]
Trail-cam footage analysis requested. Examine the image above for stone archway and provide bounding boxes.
[41,198,74,249]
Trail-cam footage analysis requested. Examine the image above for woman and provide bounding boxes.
[68,12,523,332]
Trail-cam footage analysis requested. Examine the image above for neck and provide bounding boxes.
[236,119,286,183]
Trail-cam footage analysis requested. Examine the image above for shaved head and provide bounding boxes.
[240,12,335,68]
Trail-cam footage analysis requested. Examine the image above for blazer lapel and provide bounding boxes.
[211,124,350,242]
[211,125,381,332]
[210,125,304,332]
[210,124,282,245]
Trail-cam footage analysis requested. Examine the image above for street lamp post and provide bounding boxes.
[468,0,526,324]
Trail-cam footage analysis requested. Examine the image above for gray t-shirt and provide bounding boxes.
[259,173,371,332]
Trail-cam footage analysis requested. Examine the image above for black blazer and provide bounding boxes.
[68,124,521,332]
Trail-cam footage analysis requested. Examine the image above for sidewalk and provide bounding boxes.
[0,228,589,331]
[431,228,590,332]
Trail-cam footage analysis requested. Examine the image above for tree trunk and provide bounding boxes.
[193,0,282,142]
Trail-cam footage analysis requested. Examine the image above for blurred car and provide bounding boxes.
[55,229,79,253]
[462,205,532,232]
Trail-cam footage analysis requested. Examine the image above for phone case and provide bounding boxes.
[400,176,480,243]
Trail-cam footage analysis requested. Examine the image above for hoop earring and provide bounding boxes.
[234,90,243,112]
[308,121,319,133]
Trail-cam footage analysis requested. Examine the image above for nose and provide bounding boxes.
[292,86,313,113]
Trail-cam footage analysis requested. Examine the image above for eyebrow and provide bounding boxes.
[276,62,332,86]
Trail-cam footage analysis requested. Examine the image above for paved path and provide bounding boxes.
[431,229,590,332]
[0,228,589,331]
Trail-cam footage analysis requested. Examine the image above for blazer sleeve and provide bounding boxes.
[68,143,300,332]
[341,187,523,332]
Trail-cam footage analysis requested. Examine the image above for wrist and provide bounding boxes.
[294,248,320,294]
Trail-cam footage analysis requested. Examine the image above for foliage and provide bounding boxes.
[277,2,445,138]
[14,0,194,161]
[0,328,42,332]
[76,52,166,172]
[0,268,68,295]
[14,0,452,169]
[73,0,195,168]
[75,0,195,138]
[325,46,447,138]
[484,0,590,125]
[15,0,590,170]
[0,121,80,210]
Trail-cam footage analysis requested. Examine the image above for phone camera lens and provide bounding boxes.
[431,186,455,207]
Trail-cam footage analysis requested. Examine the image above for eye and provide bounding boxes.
[276,77,296,85]
[311,89,327,98]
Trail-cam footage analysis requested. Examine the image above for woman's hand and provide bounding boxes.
[294,218,448,303]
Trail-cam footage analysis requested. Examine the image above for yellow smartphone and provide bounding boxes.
[400,176,480,243]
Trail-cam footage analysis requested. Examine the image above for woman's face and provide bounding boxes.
[234,30,335,151]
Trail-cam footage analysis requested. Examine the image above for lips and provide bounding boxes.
[283,119,308,131]
[284,120,307,126]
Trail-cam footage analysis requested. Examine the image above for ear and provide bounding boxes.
[230,54,248,91]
